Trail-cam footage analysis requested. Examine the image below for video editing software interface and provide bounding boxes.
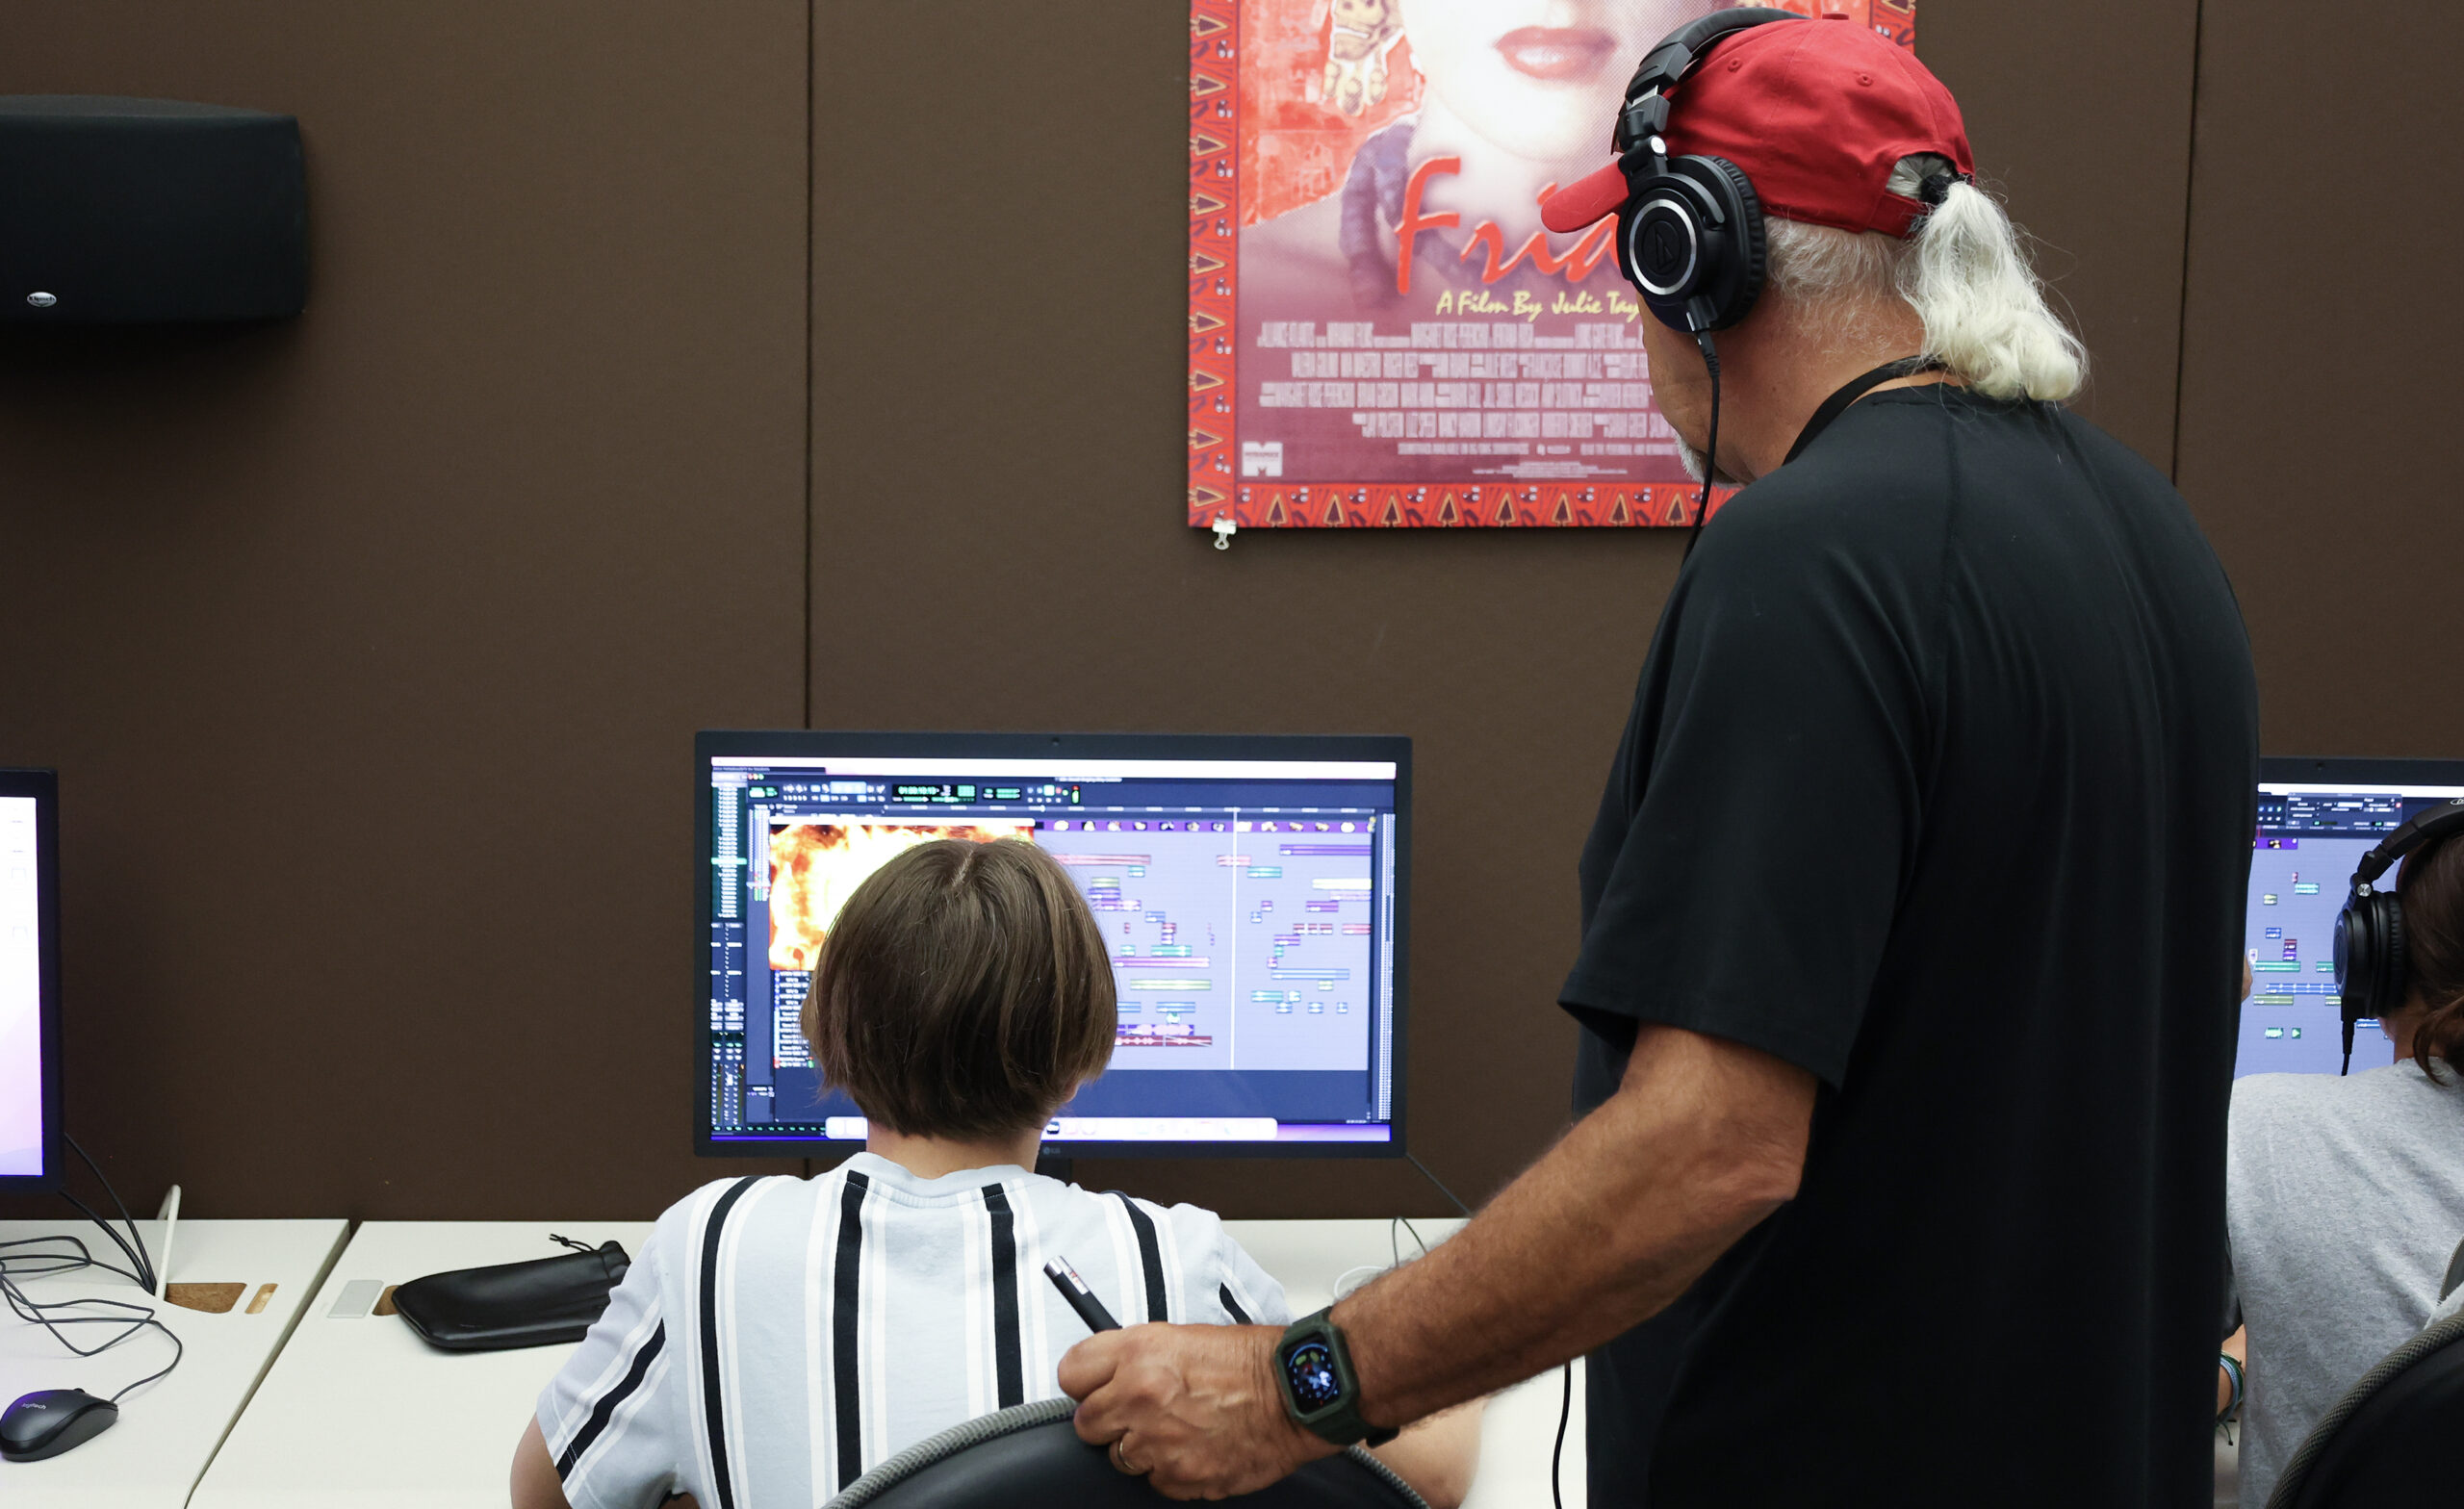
[703,743,1403,1150]
[2240,766,2464,1077]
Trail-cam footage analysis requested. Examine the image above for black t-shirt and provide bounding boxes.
[1562,385,2257,1507]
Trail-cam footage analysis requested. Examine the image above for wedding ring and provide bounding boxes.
[1110,1437,1150,1476]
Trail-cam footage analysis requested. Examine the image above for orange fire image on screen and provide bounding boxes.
[766,823,1036,972]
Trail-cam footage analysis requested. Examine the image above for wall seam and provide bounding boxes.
[2167,0,2206,484]
[800,0,818,1187]
[802,0,818,730]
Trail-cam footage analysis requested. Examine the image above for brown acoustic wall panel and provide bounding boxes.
[0,1,2212,1223]
[1918,0,2202,472]
[808,0,1676,1216]
[805,2,2198,1216]
[0,2,810,1221]
[2175,6,2464,759]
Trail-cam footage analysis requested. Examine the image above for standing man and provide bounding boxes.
[1064,13,2258,1506]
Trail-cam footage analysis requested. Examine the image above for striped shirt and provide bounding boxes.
[536,1154,1292,1509]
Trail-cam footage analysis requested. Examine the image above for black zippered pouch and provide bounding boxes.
[392,1237,630,1351]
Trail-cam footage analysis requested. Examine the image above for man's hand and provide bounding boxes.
[1060,1322,1337,1500]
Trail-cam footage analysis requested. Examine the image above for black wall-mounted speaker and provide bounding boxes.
[0,96,306,324]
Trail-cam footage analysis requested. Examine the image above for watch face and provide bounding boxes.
[1284,1340,1344,1411]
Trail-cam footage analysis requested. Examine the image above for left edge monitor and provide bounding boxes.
[0,768,63,1192]
[696,731,1411,1161]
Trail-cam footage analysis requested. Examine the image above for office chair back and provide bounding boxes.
[2265,1304,2464,1509]
[826,1397,1426,1509]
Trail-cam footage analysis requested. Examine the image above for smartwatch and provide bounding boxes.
[1273,1309,1397,1447]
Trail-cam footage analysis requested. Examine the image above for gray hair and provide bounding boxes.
[1763,155,2087,403]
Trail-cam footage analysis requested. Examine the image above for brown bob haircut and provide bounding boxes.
[801,838,1116,1138]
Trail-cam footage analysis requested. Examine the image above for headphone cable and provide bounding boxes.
[1685,332,1722,559]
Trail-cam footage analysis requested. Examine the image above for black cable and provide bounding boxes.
[1552,1357,1573,1509]
[64,1133,157,1292]
[1684,331,1722,560]
[2343,1018,2355,1077]
[1385,1158,1448,1278]
[0,1239,185,1401]
[1402,1149,1572,1505]
[0,1137,184,1402]
[1403,1151,1472,1217]
[0,1235,111,1280]
[0,1231,141,1287]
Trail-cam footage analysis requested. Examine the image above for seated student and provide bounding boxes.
[2222,830,2464,1503]
[511,837,1477,1509]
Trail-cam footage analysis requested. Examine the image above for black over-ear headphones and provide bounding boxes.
[1608,7,1805,334]
[2333,796,2464,1072]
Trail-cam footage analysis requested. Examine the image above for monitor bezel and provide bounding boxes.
[694,730,1412,1163]
[0,769,64,1194]
[2259,754,2464,793]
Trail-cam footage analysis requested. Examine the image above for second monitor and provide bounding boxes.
[2240,756,2464,1078]
[697,732,1409,1159]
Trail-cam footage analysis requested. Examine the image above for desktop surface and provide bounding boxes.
[699,732,1410,1158]
[2238,758,2464,1078]
[188,1215,1578,1509]
[0,1218,346,1509]
[189,1220,654,1509]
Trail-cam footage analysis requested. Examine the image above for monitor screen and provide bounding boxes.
[2239,757,2464,1078]
[0,769,62,1191]
[696,732,1409,1158]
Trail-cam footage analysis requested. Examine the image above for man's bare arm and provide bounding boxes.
[1339,1023,1816,1425]
[1062,1024,1815,1498]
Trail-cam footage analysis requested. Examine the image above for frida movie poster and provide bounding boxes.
[1188,0,1917,530]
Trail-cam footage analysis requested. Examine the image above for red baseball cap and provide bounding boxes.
[1541,13,1972,239]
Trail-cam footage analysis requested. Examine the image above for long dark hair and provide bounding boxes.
[2398,831,2464,1079]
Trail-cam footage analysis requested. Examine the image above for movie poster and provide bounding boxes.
[1188,0,1917,529]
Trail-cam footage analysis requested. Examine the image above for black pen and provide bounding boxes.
[1043,1256,1119,1333]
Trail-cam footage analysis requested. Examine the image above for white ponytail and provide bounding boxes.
[1764,155,2087,404]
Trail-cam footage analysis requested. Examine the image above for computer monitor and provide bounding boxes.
[2238,756,2464,1078]
[1,768,63,1191]
[697,732,1410,1159]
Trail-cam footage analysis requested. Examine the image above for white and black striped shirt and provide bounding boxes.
[536,1155,1292,1509]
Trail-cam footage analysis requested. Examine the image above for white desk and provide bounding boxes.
[1221,1219,1581,1509]
[0,1217,348,1509]
[195,1215,1573,1509]
[192,1220,654,1509]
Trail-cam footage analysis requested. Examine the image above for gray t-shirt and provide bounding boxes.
[2225,1060,2464,1504]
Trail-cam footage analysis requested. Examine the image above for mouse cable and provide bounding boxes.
[61,1134,159,1292]
[0,1262,185,1401]
[0,1232,119,1281]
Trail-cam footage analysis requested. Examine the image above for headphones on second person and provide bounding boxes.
[1606,7,1805,334]
[2334,797,2464,1070]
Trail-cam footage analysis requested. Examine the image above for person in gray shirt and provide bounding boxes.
[2225,828,2464,1505]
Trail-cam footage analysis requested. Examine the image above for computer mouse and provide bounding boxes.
[1,1387,120,1462]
